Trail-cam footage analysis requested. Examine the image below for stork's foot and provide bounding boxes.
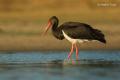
[64,58,81,65]
[64,58,75,65]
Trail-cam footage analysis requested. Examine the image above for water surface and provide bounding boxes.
[0,51,120,80]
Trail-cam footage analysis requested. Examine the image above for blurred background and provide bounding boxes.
[0,0,119,51]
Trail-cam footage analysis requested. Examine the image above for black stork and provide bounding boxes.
[44,16,106,60]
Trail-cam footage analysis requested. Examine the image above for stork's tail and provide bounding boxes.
[92,29,106,44]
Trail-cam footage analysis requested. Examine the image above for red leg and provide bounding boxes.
[75,44,79,60]
[67,44,74,60]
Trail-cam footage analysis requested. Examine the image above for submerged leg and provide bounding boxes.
[75,44,79,60]
[67,44,74,60]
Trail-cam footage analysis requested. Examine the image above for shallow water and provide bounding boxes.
[0,51,120,80]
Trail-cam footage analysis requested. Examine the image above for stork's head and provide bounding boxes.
[44,16,58,34]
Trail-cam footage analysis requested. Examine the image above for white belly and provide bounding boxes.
[62,30,86,44]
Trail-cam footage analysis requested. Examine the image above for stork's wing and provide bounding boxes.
[59,22,94,40]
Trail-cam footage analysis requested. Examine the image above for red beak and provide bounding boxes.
[44,21,52,34]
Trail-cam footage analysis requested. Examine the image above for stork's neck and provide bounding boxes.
[51,19,59,31]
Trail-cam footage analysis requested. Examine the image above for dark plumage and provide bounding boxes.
[50,16,106,43]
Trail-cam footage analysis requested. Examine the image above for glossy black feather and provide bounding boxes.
[58,22,106,43]
[49,16,106,43]
[52,28,64,40]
